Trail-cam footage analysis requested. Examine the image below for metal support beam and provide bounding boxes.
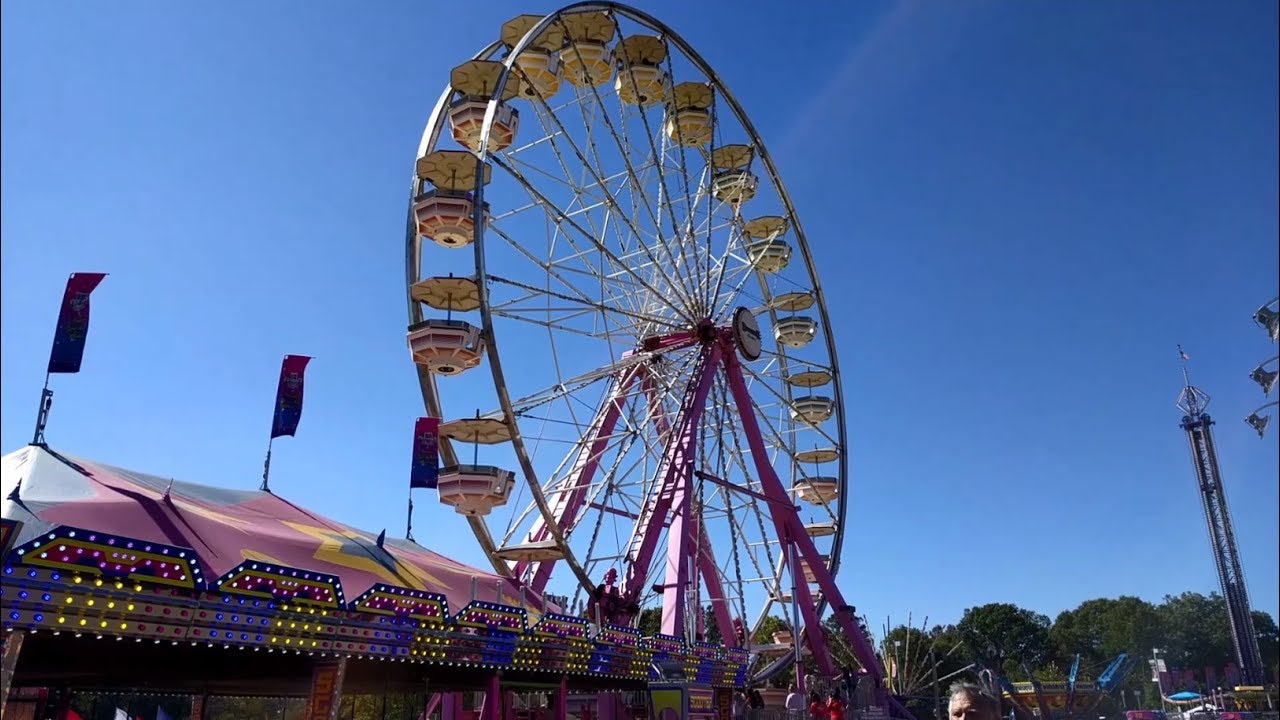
[1,630,27,720]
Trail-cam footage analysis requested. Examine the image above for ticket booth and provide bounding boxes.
[649,682,721,720]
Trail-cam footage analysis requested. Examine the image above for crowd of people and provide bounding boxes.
[729,679,1003,720]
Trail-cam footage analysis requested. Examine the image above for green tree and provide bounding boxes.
[702,604,724,644]
[1155,592,1234,671]
[636,607,662,636]
[1050,597,1161,666]
[1252,610,1279,679]
[955,603,1052,680]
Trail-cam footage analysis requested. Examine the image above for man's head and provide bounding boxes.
[948,683,1000,720]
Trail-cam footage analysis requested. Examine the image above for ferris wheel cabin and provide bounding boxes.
[407,319,485,376]
[435,464,516,516]
[448,60,521,153]
[711,144,759,205]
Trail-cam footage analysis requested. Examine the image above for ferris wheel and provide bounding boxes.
[403,1,883,691]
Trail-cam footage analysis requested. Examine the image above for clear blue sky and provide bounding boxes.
[3,1,1277,632]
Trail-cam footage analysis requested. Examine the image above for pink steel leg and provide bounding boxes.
[640,360,738,644]
[721,342,903,713]
[556,677,568,720]
[516,364,641,594]
[484,674,502,720]
[661,482,696,636]
[621,342,722,630]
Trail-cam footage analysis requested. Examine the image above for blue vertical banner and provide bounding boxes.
[270,355,312,438]
[410,417,440,489]
[47,272,108,374]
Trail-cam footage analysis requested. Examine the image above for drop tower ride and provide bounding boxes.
[1176,352,1264,686]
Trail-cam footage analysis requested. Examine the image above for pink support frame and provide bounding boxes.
[722,340,901,711]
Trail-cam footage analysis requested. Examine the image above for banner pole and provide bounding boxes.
[31,373,53,446]
[261,437,274,493]
[406,495,416,542]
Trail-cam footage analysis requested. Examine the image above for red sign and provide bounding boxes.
[305,660,345,720]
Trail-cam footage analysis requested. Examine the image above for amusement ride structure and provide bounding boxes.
[403,0,883,703]
[1175,353,1265,687]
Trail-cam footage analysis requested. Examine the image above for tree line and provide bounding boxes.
[739,592,1278,708]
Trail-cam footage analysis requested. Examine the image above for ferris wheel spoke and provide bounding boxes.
[490,154,697,325]
[520,89,703,318]
[495,156,656,328]
[577,66,708,318]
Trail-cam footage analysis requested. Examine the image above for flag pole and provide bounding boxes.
[31,372,53,446]
[406,495,416,542]
[261,438,274,493]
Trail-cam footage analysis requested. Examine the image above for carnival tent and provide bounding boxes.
[1,444,536,614]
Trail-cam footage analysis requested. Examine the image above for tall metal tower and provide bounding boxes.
[1175,348,1264,686]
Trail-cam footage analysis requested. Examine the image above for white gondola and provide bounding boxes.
[614,35,668,106]
[792,476,839,505]
[407,319,484,376]
[664,81,713,147]
[791,396,835,426]
[560,11,615,87]
[412,190,488,249]
[448,60,521,153]
[450,100,519,153]
[414,150,491,248]
[493,540,565,562]
[711,144,758,205]
[501,15,565,99]
[802,556,831,585]
[437,464,515,516]
[804,521,837,538]
[746,238,792,273]
[712,171,759,205]
[773,316,818,348]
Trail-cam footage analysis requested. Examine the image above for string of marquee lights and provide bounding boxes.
[0,520,745,685]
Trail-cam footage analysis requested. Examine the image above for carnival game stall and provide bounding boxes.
[1,445,747,718]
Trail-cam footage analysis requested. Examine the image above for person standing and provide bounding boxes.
[947,683,1001,720]
[785,685,806,720]
[808,692,824,720]
[732,691,748,720]
[826,691,846,720]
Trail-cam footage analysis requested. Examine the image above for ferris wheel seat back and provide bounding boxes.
[407,319,485,376]
[801,555,832,584]
[793,477,839,505]
[663,108,713,147]
[512,50,563,99]
[790,396,835,426]
[710,144,757,205]
[745,238,792,273]
[449,98,520,153]
[804,520,837,537]
[665,82,714,146]
[412,189,489,249]
[561,41,613,87]
[773,316,818,348]
[711,170,759,204]
[615,63,669,106]
[557,10,615,87]
[436,464,516,516]
[614,35,669,106]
